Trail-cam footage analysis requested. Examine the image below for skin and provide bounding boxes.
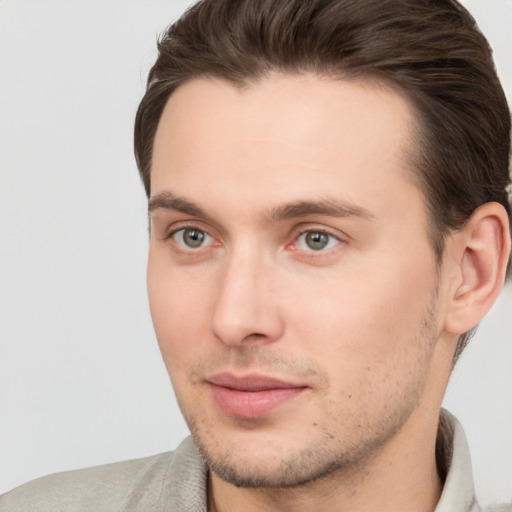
[147,73,510,512]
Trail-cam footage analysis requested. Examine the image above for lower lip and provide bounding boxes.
[209,384,306,419]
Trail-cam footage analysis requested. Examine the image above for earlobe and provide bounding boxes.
[444,202,511,335]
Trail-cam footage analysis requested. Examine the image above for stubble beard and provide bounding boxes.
[179,292,440,489]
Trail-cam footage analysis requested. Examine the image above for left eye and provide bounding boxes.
[296,231,340,251]
[173,228,213,249]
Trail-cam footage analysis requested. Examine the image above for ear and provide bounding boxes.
[443,202,511,335]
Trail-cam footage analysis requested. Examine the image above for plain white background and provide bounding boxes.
[1,0,511,506]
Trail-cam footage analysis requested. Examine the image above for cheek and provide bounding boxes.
[147,250,215,374]
[283,264,437,430]
[285,254,437,376]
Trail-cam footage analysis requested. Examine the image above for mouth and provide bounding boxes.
[206,373,309,419]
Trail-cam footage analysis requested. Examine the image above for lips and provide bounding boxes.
[207,373,308,419]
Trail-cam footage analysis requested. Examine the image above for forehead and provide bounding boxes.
[151,73,422,224]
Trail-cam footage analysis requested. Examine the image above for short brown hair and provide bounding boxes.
[134,0,511,358]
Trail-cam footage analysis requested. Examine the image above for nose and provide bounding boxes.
[211,248,285,347]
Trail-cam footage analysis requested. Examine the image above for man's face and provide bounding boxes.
[148,74,445,487]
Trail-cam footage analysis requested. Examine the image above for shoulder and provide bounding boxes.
[0,452,173,512]
[0,437,207,512]
[484,505,512,512]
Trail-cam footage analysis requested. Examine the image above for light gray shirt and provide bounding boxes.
[0,410,501,511]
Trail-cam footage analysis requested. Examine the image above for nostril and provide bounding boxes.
[243,332,266,341]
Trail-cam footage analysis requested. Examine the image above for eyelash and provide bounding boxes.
[170,227,216,249]
[166,225,343,255]
[293,230,341,252]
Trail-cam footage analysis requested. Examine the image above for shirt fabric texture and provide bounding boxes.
[0,409,504,511]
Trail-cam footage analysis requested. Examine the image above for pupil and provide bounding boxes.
[306,232,328,250]
[184,229,204,248]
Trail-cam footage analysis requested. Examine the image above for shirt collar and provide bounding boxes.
[435,408,481,512]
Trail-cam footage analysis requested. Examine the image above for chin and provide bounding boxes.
[189,421,369,489]
[204,445,349,489]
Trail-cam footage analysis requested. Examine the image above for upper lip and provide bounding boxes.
[207,373,306,391]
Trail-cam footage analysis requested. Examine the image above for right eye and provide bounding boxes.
[172,228,214,249]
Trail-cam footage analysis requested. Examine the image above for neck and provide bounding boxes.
[208,407,443,512]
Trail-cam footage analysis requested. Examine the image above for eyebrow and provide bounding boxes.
[263,199,375,222]
[148,191,375,223]
[148,192,211,220]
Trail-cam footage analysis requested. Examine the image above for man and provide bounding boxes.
[1,0,510,511]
